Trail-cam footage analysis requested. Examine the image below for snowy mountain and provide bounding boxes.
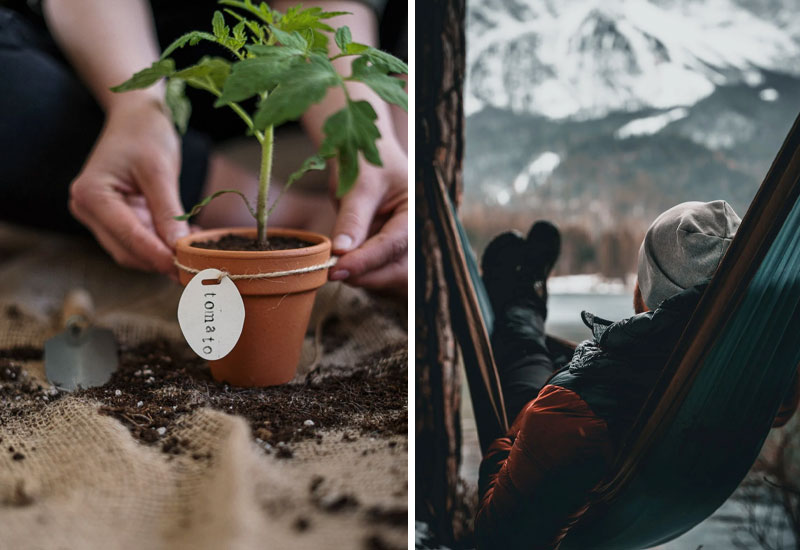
[466,0,800,119]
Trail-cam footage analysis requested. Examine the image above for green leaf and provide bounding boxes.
[165,78,191,134]
[160,31,217,60]
[222,9,266,43]
[173,57,231,91]
[253,55,340,129]
[345,42,370,55]
[317,10,351,19]
[319,100,382,196]
[267,155,327,215]
[110,59,175,92]
[232,20,247,43]
[175,189,256,221]
[335,26,351,52]
[246,42,305,57]
[212,11,229,40]
[350,57,407,111]
[362,47,408,74]
[218,0,273,24]
[268,25,308,51]
[216,50,304,105]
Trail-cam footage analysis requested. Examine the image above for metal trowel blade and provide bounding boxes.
[44,326,118,391]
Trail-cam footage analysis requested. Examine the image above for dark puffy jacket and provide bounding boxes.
[476,283,799,550]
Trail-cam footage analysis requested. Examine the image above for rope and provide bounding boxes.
[173,256,338,280]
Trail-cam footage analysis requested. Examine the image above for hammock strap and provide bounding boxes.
[427,168,509,452]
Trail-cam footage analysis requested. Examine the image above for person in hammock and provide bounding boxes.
[475,200,800,550]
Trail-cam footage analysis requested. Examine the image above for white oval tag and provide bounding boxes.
[177,268,245,360]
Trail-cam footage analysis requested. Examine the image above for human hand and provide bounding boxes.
[68,94,188,276]
[328,151,408,296]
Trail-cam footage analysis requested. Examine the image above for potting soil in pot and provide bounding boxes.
[0,223,408,550]
[191,234,312,251]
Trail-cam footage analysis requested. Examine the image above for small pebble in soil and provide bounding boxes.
[12,452,25,461]
[137,401,143,408]
[292,516,311,533]
[156,427,166,436]
[114,390,122,396]
[364,534,403,550]
[303,419,315,427]
[276,446,293,459]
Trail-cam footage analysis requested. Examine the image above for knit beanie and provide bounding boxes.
[637,200,740,310]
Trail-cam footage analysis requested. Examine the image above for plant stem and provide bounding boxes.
[256,124,274,248]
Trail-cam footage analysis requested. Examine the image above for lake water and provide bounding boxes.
[453,292,794,550]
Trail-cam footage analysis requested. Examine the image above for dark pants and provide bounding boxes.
[491,293,559,423]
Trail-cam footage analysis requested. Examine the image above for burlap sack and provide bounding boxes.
[0,224,408,550]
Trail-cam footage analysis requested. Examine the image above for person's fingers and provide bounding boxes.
[70,180,175,274]
[330,208,407,281]
[330,185,383,255]
[136,157,189,247]
[345,254,408,296]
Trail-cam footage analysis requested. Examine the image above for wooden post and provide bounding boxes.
[415,0,467,544]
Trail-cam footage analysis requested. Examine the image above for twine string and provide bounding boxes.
[173,256,338,281]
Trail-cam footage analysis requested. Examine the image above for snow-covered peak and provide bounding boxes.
[466,0,800,119]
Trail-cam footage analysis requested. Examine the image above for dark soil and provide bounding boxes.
[191,234,312,252]
[0,338,407,461]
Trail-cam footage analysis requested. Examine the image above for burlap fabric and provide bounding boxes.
[0,223,408,550]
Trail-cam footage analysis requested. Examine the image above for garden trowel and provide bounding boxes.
[44,289,118,390]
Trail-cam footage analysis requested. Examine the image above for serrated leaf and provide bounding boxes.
[317,11,351,19]
[335,26,351,52]
[246,42,305,57]
[320,100,382,196]
[173,57,231,91]
[216,50,304,105]
[309,30,330,53]
[268,26,307,51]
[212,11,229,40]
[363,47,408,74]
[233,21,247,43]
[165,78,191,134]
[350,57,407,111]
[160,31,218,59]
[222,7,265,42]
[253,55,340,129]
[345,42,369,55]
[267,154,327,215]
[175,189,256,221]
[218,0,273,24]
[111,59,175,92]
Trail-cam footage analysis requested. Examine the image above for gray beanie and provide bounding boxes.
[637,200,740,310]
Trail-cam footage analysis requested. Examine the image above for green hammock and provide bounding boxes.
[429,114,800,549]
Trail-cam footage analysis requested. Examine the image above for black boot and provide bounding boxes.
[481,230,526,315]
[523,220,561,307]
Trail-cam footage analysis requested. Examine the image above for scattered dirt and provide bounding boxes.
[191,234,312,252]
[293,516,311,532]
[0,338,407,460]
[0,346,43,361]
[4,482,33,507]
[364,533,404,550]
[365,505,407,527]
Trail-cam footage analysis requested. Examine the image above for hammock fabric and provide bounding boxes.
[430,114,800,549]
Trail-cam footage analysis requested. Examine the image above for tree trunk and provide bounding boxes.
[415,0,467,545]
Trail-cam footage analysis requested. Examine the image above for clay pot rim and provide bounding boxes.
[175,227,331,260]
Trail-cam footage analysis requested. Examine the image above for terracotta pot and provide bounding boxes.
[175,227,331,387]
